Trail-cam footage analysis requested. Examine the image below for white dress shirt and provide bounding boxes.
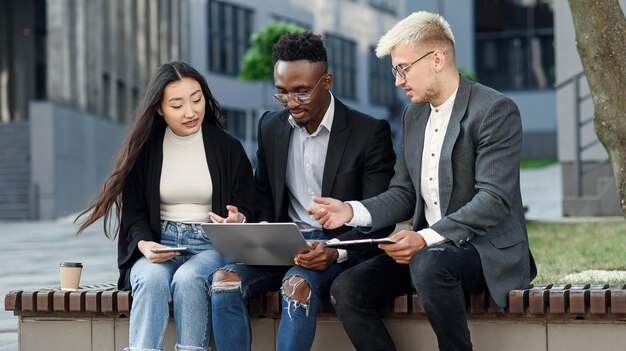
[347,88,459,246]
[285,94,348,262]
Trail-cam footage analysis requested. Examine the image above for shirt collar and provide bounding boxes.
[288,93,335,134]
[430,86,459,116]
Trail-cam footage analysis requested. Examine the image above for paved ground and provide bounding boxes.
[0,163,586,351]
[0,218,117,351]
[520,163,562,221]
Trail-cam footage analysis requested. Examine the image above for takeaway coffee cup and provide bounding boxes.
[59,262,83,291]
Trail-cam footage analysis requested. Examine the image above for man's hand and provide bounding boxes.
[209,205,246,223]
[307,196,354,229]
[378,230,427,264]
[294,242,339,271]
[138,240,180,263]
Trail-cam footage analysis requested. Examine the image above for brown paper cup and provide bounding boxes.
[60,262,83,291]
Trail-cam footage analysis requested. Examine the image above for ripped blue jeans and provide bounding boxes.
[211,230,343,351]
[127,221,224,351]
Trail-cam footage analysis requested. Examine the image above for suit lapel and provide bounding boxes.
[439,76,471,215]
[322,99,349,196]
[274,112,293,212]
[411,104,430,227]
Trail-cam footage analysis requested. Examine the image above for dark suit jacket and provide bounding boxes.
[255,97,396,263]
[117,120,256,290]
[362,76,537,307]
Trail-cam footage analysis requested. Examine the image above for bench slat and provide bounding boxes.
[9,283,626,321]
[21,292,37,312]
[392,293,410,314]
[53,291,70,312]
[118,291,132,314]
[469,291,488,314]
[4,291,21,312]
[101,291,117,313]
[588,284,610,315]
[610,285,626,315]
[69,291,86,312]
[548,284,572,315]
[508,289,529,315]
[528,284,553,315]
[85,291,102,313]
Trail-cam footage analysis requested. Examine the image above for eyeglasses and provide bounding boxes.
[273,74,327,105]
[391,51,435,79]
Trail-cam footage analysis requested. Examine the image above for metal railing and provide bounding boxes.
[554,71,608,197]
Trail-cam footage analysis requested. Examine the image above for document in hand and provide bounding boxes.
[201,222,310,265]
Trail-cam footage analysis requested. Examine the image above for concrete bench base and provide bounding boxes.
[14,315,626,351]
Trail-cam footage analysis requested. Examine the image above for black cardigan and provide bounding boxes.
[117,121,256,290]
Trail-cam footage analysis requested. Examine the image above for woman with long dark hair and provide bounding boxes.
[76,61,255,351]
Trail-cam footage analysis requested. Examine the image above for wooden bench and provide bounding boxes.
[6,283,626,350]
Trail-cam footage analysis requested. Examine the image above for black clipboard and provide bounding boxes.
[325,237,397,249]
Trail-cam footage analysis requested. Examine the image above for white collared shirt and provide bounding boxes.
[286,94,334,231]
[347,88,459,246]
[416,88,458,244]
[285,93,347,262]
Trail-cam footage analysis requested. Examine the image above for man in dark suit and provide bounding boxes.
[309,12,536,351]
[210,32,396,351]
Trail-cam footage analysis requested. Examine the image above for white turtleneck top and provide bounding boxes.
[159,127,212,223]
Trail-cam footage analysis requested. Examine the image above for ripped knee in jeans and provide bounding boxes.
[281,275,311,319]
[211,269,242,292]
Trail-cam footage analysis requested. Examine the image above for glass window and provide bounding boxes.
[208,0,253,76]
[325,33,357,99]
[270,14,311,30]
[475,0,554,90]
[368,0,398,15]
[222,108,247,140]
[369,47,395,106]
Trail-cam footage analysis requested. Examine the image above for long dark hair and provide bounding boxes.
[76,61,222,237]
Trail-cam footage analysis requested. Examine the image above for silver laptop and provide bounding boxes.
[201,222,311,265]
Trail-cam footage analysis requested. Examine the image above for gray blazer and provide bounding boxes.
[361,76,536,307]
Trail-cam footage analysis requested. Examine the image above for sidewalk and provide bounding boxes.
[520,163,563,221]
[0,219,117,351]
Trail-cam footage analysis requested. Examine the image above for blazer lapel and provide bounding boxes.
[439,76,471,215]
[410,104,429,228]
[274,112,293,212]
[322,100,349,196]
[202,123,223,214]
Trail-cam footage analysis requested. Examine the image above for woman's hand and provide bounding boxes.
[209,205,246,223]
[138,240,180,263]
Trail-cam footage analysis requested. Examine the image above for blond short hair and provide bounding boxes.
[376,11,455,58]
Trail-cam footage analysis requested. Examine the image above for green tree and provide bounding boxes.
[457,67,477,82]
[569,0,626,217]
[239,22,307,81]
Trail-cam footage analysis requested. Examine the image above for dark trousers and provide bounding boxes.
[330,242,486,351]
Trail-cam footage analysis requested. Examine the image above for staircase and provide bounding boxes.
[0,123,32,220]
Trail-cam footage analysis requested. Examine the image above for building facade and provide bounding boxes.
[0,0,186,219]
[1,0,562,220]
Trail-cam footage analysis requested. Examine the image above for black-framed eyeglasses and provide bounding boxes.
[273,74,327,105]
[391,51,435,79]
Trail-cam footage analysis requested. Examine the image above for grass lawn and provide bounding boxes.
[520,157,558,169]
[528,220,626,284]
